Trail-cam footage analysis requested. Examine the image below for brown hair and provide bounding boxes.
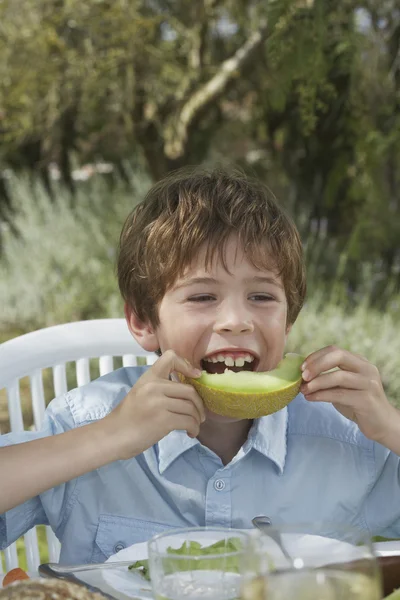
[118,166,306,327]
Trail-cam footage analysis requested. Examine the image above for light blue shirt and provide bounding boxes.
[1,366,400,564]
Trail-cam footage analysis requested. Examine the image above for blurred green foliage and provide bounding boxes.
[0,173,150,331]
[0,0,399,294]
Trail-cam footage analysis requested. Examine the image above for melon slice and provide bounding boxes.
[180,353,304,419]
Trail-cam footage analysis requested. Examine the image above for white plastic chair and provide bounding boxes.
[0,318,157,574]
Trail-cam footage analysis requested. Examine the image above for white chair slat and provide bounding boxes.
[6,382,24,433]
[4,543,18,571]
[53,364,68,397]
[24,528,40,572]
[122,354,138,367]
[46,526,61,562]
[99,355,114,376]
[30,370,46,430]
[146,355,158,365]
[76,358,91,387]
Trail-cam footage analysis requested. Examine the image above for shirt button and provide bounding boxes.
[214,479,226,491]
[113,542,126,553]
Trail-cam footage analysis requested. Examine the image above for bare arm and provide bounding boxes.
[0,420,120,513]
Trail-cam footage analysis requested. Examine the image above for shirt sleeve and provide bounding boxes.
[0,393,79,549]
[363,441,400,538]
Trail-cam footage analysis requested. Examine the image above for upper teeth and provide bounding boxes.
[203,354,255,367]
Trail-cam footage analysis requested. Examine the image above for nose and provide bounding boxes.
[213,300,254,335]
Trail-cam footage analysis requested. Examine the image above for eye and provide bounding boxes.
[249,294,275,302]
[188,294,216,302]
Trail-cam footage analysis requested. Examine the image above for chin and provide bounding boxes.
[204,407,250,424]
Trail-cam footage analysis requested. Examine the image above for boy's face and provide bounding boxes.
[127,235,291,422]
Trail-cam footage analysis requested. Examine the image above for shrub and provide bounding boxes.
[0,172,150,333]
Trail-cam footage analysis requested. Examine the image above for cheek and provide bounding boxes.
[270,312,289,336]
[157,319,205,355]
[175,313,211,341]
[260,314,287,337]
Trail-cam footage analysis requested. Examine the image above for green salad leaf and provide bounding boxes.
[129,559,151,581]
[128,537,243,582]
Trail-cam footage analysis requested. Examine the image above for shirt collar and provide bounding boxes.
[158,430,200,474]
[158,406,288,475]
[245,407,288,473]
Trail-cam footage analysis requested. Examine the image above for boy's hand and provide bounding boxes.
[103,350,205,460]
[300,345,399,446]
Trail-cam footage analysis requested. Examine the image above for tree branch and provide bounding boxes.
[164,20,268,159]
[188,0,225,71]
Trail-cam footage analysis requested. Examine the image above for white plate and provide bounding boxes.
[102,531,360,599]
[256,534,357,569]
[103,540,153,599]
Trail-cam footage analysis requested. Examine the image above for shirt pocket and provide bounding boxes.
[91,514,177,563]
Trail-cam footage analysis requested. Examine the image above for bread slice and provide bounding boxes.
[0,578,106,599]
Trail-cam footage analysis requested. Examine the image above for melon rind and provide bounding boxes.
[179,353,304,419]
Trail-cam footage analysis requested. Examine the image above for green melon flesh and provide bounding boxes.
[198,353,304,393]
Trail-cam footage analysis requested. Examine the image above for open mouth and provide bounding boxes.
[201,351,259,374]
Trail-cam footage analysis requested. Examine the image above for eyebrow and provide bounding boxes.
[173,277,218,290]
[249,276,284,289]
[173,275,283,290]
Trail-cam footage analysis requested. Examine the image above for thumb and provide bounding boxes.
[150,350,202,380]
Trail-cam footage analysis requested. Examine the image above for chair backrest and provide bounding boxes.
[0,319,157,573]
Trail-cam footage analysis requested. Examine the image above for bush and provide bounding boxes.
[0,172,151,333]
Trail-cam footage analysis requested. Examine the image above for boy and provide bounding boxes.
[1,167,400,565]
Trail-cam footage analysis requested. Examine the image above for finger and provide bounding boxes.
[167,397,204,424]
[164,382,206,423]
[301,370,368,395]
[304,346,369,365]
[304,388,365,406]
[148,350,201,380]
[302,346,372,382]
[167,412,200,439]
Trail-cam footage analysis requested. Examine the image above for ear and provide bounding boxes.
[285,323,292,339]
[124,303,160,352]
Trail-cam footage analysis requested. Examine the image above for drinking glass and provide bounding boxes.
[148,527,252,600]
[240,523,382,600]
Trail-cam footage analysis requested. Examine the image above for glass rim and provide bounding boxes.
[147,526,252,559]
